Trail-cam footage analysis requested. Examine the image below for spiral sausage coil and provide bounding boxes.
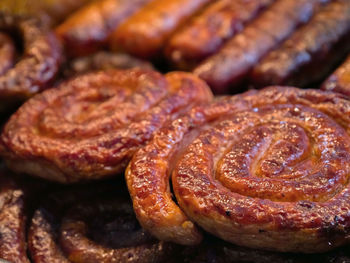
[0,69,212,182]
[127,86,350,253]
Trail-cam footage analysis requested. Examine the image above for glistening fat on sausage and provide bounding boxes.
[0,69,212,183]
[126,87,350,252]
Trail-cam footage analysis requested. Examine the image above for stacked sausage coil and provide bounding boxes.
[127,87,350,253]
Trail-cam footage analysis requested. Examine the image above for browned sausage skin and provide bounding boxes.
[56,0,152,57]
[322,55,350,97]
[193,0,327,94]
[110,0,212,59]
[127,87,350,252]
[0,69,212,183]
[165,0,275,70]
[251,0,350,88]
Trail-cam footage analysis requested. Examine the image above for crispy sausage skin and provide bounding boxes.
[110,0,212,59]
[193,0,327,93]
[55,0,152,57]
[322,55,350,97]
[165,0,275,70]
[0,69,212,183]
[251,0,350,88]
[127,87,350,252]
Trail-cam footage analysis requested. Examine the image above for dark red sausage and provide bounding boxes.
[0,69,212,183]
[251,0,350,88]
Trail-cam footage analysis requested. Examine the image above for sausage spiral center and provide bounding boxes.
[127,87,350,252]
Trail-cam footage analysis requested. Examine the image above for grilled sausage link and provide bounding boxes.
[194,0,327,93]
[251,0,350,88]
[110,0,212,59]
[166,0,275,70]
[56,0,152,57]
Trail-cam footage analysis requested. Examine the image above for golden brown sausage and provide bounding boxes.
[194,0,327,93]
[55,0,152,57]
[165,0,275,70]
[127,86,350,252]
[110,0,212,59]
